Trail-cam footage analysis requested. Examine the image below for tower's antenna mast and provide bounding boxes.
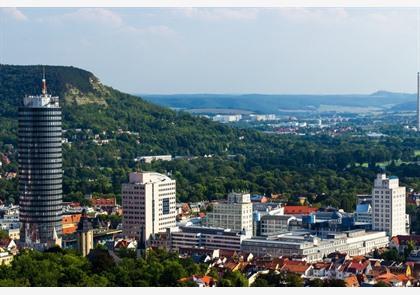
[42,66,47,96]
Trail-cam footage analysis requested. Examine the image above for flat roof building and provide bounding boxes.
[372,174,407,237]
[122,172,177,245]
[241,229,388,263]
[169,225,244,252]
[204,192,253,237]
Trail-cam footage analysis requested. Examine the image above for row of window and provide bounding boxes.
[19,110,61,115]
[19,121,61,126]
[18,134,62,139]
[19,126,61,132]
[20,189,62,196]
[19,142,62,148]
[20,205,62,212]
[19,163,62,168]
[19,138,62,143]
[19,183,62,190]
[19,198,62,205]
[19,114,61,119]
[19,158,62,163]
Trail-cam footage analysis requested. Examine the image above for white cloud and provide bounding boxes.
[276,8,349,24]
[177,8,259,21]
[121,24,176,37]
[41,8,123,28]
[36,8,176,38]
[0,8,28,21]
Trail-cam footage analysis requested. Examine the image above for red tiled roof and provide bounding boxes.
[62,214,82,225]
[281,260,310,274]
[344,274,359,287]
[200,276,214,285]
[284,205,318,215]
[115,240,130,249]
[62,214,82,235]
[0,238,12,248]
[179,275,215,286]
[347,261,368,272]
[91,197,116,206]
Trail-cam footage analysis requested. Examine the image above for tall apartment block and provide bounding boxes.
[122,172,177,244]
[18,75,63,247]
[372,174,407,237]
[204,192,253,237]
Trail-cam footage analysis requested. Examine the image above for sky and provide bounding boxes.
[0,7,419,94]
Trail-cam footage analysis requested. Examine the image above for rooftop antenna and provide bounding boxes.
[42,66,47,96]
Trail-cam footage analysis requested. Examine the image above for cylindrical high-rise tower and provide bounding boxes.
[18,75,63,246]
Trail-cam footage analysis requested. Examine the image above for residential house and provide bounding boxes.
[311,262,332,278]
[280,260,313,277]
[178,275,215,287]
[0,251,13,265]
[345,257,372,276]
[390,235,420,253]
[0,238,17,255]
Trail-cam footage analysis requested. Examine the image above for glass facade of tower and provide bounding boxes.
[18,94,63,245]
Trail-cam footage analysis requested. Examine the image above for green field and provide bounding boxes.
[354,159,415,169]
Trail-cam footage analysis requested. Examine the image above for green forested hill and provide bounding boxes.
[0,64,242,155]
[0,64,419,213]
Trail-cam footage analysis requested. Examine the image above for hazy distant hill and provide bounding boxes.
[142,91,416,114]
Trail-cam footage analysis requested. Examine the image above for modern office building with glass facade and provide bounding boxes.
[18,77,63,246]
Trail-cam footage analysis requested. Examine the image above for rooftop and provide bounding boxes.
[128,171,174,184]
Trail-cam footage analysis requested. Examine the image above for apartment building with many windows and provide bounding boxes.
[122,172,176,244]
[204,192,253,237]
[372,174,407,237]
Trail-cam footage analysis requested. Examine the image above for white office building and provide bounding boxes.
[204,192,253,237]
[372,174,407,237]
[355,203,372,224]
[241,229,389,262]
[169,226,244,252]
[259,215,296,236]
[122,172,177,244]
[212,114,242,123]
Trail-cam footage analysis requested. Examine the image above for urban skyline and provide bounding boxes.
[1,2,420,289]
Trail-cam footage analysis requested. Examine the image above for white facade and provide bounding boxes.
[241,230,389,262]
[249,114,276,121]
[135,155,172,163]
[372,174,407,237]
[259,215,296,236]
[122,172,177,243]
[169,226,244,252]
[204,192,253,237]
[355,203,372,224]
[212,114,242,123]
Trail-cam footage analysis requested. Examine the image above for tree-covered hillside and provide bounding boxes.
[0,64,419,213]
[0,64,242,155]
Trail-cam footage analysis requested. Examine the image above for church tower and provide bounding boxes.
[76,210,94,257]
